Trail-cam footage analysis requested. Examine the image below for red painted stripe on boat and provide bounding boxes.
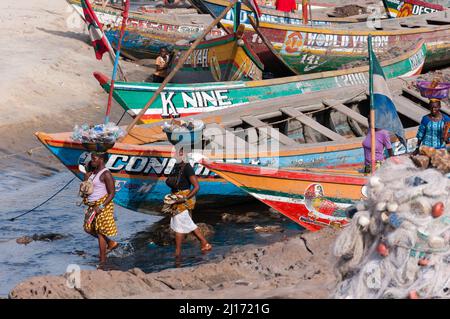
[204,162,367,185]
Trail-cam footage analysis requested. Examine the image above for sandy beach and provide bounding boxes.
[0,0,150,179]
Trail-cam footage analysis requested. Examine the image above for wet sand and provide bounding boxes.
[9,228,339,299]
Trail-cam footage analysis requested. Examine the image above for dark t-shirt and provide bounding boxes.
[166,162,195,191]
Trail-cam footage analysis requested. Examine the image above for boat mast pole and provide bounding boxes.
[104,0,130,124]
[302,0,308,25]
[124,0,239,135]
[368,34,376,174]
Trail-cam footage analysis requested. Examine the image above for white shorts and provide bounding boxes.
[170,210,198,234]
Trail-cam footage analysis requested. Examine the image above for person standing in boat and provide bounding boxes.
[83,152,118,267]
[275,0,297,12]
[362,127,394,174]
[414,99,450,152]
[153,47,170,83]
[165,148,212,258]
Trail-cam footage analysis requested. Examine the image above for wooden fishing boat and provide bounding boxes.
[94,41,426,123]
[170,25,265,83]
[188,0,371,73]
[383,0,445,18]
[202,161,367,231]
[189,0,368,29]
[255,9,450,74]
[35,75,448,212]
[68,0,226,59]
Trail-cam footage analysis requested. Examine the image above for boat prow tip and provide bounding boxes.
[93,72,110,86]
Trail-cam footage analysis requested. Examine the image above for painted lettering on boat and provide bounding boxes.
[282,32,389,54]
[393,1,441,17]
[408,45,425,70]
[336,73,368,87]
[96,11,224,37]
[160,90,232,117]
[223,8,330,26]
[104,154,211,177]
[185,48,209,68]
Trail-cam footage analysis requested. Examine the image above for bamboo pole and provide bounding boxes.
[105,0,130,124]
[368,35,376,174]
[124,0,238,135]
[302,0,308,25]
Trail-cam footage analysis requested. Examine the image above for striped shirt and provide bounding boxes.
[416,113,450,149]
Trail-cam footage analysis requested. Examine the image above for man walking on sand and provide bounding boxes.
[83,152,118,268]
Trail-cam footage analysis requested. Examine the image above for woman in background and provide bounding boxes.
[362,127,394,174]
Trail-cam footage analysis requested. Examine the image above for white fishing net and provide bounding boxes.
[333,156,450,299]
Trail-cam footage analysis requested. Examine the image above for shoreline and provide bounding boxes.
[9,228,339,299]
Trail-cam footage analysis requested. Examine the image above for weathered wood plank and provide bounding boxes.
[392,96,428,122]
[280,107,346,141]
[322,99,369,126]
[241,116,299,145]
[204,123,253,152]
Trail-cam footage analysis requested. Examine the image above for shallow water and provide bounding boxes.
[0,171,302,297]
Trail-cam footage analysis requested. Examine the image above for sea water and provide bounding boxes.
[0,171,302,297]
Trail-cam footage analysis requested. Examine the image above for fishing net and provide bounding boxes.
[332,155,450,299]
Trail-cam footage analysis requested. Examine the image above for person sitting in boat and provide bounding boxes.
[275,0,297,12]
[83,152,118,268]
[362,127,394,174]
[153,47,170,83]
[414,99,450,152]
[165,147,212,259]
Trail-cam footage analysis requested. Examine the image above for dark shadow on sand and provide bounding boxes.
[36,27,90,44]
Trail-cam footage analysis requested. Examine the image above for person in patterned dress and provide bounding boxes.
[415,99,450,152]
[83,152,118,267]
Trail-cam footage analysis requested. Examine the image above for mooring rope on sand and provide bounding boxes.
[9,177,76,221]
[0,146,45,160]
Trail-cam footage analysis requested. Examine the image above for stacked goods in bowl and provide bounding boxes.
[72,123,126,152]
[162,119,205,146]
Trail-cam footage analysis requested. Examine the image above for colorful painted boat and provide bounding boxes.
[189,0,367,29]
[170,25,264,83]
[36,76,443,212]
[94,41,426,123]
[383,0,445,18]
[187,0,370,73]
[255,8,450,74]
[202,161,367,231]
[68,0,226,59]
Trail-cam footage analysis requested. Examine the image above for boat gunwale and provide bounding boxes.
[107,40,426,90]
[254,9,450,34]
[202,161,368,185]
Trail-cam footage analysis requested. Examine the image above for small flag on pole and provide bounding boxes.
[81,0,110,60]
[369,35,406,147]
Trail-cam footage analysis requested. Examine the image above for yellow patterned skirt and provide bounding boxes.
[172,189,196,215]
[83,195,118,237]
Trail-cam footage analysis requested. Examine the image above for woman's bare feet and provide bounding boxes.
[107,240,119,252]
[201,242,212,252]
